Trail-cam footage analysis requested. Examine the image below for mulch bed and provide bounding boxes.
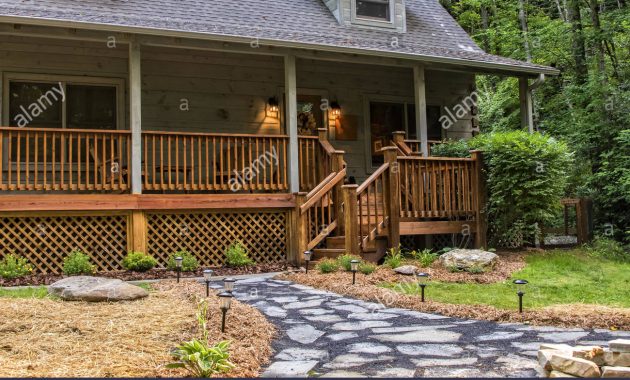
[0,280,275,377]
[0,263,289,287]
[278,269,630,330]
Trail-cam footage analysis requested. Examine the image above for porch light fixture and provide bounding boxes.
[416,272,430,302]
[218,291,234,333]
[330,101,341,119]
[224,277,236,293]
[266,97,279,118]
[303,250,313,274]
[513,279,529,313]
[203,269,215,297]
[175,256,183,283]
[350,260,360,285]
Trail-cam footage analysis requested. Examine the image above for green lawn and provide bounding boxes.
[0,286,49,299]
[386,249,630,310]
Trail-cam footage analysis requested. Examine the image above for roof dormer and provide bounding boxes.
[323,0,406,32]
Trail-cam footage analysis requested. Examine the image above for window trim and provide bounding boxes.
[2,72,125,131]
[351,0,396,29]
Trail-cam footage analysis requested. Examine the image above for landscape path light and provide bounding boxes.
[175,256,183,283]
[416,272,430,302]
[203,269,214,297]
[513,279,529,313]
[218,291,234,333]
[224,277,236,293]
[303,250,313,274]
[350,260,360,285]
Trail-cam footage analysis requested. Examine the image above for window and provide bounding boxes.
[356,0,391,21]
[368,101,415,166]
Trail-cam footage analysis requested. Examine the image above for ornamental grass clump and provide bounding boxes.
[0,254,33,279]
[336,254,362,271]
[167,251,199,272]
[63,250,95,276]
[358,262,377,275]
[122,251,157,272]
[317,258,339,274]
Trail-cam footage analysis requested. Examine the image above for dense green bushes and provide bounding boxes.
[167,251,199,272]
[224,241,254,267]
[63,250,95,275]
[122,251,157,272]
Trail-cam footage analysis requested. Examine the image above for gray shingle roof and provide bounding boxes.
[0,0,558,75]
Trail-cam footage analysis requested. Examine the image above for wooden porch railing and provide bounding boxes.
[142,131,289,192]
[0,127,131,191]
[298,129,337,192]
[391,131,441,157]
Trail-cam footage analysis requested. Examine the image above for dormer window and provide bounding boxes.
[356,0,391,21]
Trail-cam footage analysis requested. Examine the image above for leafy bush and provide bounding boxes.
[317,258,339,274]
[63,250,95,276]
[336,254,362,271]
[224,241,254,267]
[430,139,472,158]
[383,246,403,269]
[412,249,439,268]
[0,254,33,279]
[586,236,629,262]
[168,251,199,272]
[469,131,572,248]
[122,251,157,272]
[467,265,487,274]
[359,262,377,275]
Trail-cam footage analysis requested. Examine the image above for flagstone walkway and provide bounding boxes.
[211,277,629,378]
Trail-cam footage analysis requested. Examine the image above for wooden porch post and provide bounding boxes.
[519,77,534,133]
[332,150,345,234]
[383,147,400,248]
[471,150,487,249]
[413,65,429,157]
[285,54,300,193]
[129,40,143,194]
[342,184,360,255]
[292,192,308,266]
[392,131,406,145]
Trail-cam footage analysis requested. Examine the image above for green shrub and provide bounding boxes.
[122,251,157,272]
[358,262,377,275]
[336,254,362,271]
[586,236,629,262]
[224,241,254,267]
[412,249,439,268]
[317,258,339,274]
[0,254,33,279]
[469,131,571,248]
[383,246,403,269]
[430,139,472,158]
[447,265,462,273]
[168,251,199,272]
[63,250,95,276]
[467,265,487,274]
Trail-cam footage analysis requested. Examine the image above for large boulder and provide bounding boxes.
[394,265,418,275]
[49,276,149,302]
[439,249,498,271]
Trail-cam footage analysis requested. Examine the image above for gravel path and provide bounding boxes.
[210,277,629,378]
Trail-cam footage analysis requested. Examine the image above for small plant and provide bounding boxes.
[358,262,377,275]
[383,246,403,269]
[317,258,339,274]
[224,241,254,267]
[446,265,462,273]
[336,254,362,271]
[413,249,439,268]
[122,251,157,272]
[0,254,33,279]
[467,265,487,274]
[586,236,629,262]
[168,251,199,272]
[63,250,95,276]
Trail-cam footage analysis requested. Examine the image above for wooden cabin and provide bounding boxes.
[0,0,557,273]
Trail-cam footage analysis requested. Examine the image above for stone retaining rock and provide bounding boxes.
[393,265,418,275]
[49,276,149,302]
[601,366,630,378]
[610,340,630,353]
[438,249,498,270]
[538,341,630,379]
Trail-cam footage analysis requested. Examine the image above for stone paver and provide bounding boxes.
[211,277,626,378]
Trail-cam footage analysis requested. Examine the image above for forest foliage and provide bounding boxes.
[439,0,630,243]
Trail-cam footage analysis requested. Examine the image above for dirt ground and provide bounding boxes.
[0,281,274,378]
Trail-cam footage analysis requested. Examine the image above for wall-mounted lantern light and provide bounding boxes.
[330,101,341,119]
[266,97,280,118]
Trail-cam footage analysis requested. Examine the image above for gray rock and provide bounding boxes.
[261,306,288,318]
[539,331,589,342]
[371,325,456,333]
[329,304,369,313]
[304,314,344,323]
[610,339,630,353]
[396,344,464,357]
[417,367,488,378]
[412,357,478,366]
[347,312,398,320]
[323,354,395,369]
[331,320,392,331]
[393,265,418,275]
[283,299,324,310]
[48,276,148,302]
[286,324,325,344]
[373,368,416,377]
[439,249,498,270]
[275,348,328,361]
[261,360,318,378]
[298,308,334,316]
[270,296,299,303]
[604,351,630,367]
[320,370,365,377]
[602,366,630,378]
[327,332,359,341]
[477,331,524,341]
[372,329,461,343]
[347,342,392,354]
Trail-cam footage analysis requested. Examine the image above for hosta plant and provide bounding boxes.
[167,339,234,377]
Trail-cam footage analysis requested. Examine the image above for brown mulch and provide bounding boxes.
[0,280,275,378]
[0,263,289,287]
[278,271,630,331]
[424,251,528,284]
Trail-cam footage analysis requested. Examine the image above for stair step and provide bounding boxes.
[313,248,346,260]
[326,236,345,249]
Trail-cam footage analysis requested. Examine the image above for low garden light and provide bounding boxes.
[303,250,313,274]
[175,256,183,283]
[224,277,236,293]
[218,291,234,333]
[203,269,214,297]
[513,279,529,313]
[416,272,430,302]
[350,259,359,285]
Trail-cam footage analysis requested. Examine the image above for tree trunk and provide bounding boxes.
[481,3,490,52]
[567,0,588,84]
[555,0,567,21]
[589,0,606,79]
[518,0,532,62]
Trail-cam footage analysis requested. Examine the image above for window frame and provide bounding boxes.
[351,0,396,29]
[2,72,125,131]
